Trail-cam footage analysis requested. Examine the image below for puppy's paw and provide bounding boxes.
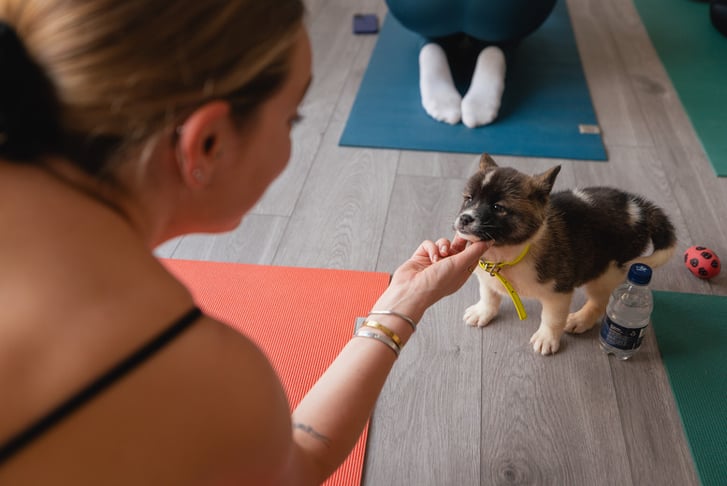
[529,327,561,355]
[565,309,600,334]
[463,302,497,327]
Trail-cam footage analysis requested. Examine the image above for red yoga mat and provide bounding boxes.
[161,258,390,486]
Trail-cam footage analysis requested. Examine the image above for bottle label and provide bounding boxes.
[600,316,647,350]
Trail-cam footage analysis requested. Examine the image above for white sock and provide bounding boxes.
[419,43,462,125]
[461,46,506,128]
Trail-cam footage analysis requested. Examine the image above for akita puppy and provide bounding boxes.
[455,154,676,355]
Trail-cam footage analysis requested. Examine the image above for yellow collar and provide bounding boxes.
[479,243,531,274]
[478,244,531,320]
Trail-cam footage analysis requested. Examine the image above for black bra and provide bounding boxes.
[0,306,203,465]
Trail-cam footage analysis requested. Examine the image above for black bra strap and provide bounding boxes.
[0,306,203,465]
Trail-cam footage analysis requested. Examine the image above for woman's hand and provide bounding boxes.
[289,238,486,483]
[376,236,488,322]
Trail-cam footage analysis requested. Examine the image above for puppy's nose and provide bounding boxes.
[458,214,474,226]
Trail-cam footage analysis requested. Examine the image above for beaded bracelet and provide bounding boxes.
[362,320,402,348]
[368,309,417,332]
[355,328,400,357]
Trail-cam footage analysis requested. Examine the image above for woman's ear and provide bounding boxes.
[176,101,231,188]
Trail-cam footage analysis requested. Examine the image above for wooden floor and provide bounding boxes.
[157,0,727,484]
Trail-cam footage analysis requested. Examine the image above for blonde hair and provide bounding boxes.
[0,0,304,174]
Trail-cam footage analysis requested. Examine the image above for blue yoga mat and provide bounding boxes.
[340,0,606,160]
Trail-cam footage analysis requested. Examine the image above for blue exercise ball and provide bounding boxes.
[385,0,557,43]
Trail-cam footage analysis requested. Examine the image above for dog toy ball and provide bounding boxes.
[684,245,721,279]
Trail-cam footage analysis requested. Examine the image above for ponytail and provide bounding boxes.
[0,21,61,161]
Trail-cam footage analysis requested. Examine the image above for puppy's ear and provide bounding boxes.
[479,153,498,171]
[534,165,561,194]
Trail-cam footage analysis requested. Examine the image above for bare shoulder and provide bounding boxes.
[0,164,299,483]
[145,315,296,482]
[0,314,297,485]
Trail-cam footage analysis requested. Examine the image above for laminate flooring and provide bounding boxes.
[157,0,726,484]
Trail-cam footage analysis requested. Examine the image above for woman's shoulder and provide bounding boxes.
[0,162,295,482]
[0,308,295,483]
[0,256,295,481]
[107,311,295,482]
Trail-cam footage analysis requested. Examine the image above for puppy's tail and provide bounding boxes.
[631,198,677,269]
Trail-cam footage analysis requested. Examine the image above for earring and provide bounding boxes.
[192,168,204,182]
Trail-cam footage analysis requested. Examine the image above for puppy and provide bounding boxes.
[455,154,676,355]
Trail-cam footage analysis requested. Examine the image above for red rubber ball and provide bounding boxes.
[684,245,721,279]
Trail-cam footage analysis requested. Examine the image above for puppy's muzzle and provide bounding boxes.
[457,214,475,227]
[455,213,479,237]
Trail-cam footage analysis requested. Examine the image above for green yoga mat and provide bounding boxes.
[340,0,606,161]
[634,0,727,177]
[652,291,727,486]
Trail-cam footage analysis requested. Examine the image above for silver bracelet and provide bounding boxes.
[368,309,417,332]
[354,329,400,357]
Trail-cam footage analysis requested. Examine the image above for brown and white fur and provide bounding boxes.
[455,154,676,355]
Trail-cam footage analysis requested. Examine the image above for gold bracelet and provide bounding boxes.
[369,309,417,332]
[362,320,402,348]
[354,329,400,357]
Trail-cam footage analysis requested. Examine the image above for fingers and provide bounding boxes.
[394,239,488,304]
[450,235,469,253]
[435,238,450,258]
[450,240,488,272]
[417,238,454,262]
[432,240,488,297]
[416,237,488,264]
[435,237,473,258]
[415,240,437,261]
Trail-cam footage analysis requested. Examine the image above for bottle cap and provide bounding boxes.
[628,263,652,285]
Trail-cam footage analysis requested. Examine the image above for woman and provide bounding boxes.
[386,0,557,127]
[0,1,486,484]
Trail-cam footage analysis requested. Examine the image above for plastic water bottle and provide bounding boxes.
[599,263,653,360]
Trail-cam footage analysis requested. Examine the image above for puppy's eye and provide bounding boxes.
[462,194,473,204]
[492,203,507,214]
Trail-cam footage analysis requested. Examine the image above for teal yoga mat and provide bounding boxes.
[340,0,606,160]
[634,0,727,177]
[652,291,727,486]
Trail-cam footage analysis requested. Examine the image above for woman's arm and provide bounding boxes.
[281,237,487,484]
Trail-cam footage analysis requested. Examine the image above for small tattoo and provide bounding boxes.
[292,422,331,447]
